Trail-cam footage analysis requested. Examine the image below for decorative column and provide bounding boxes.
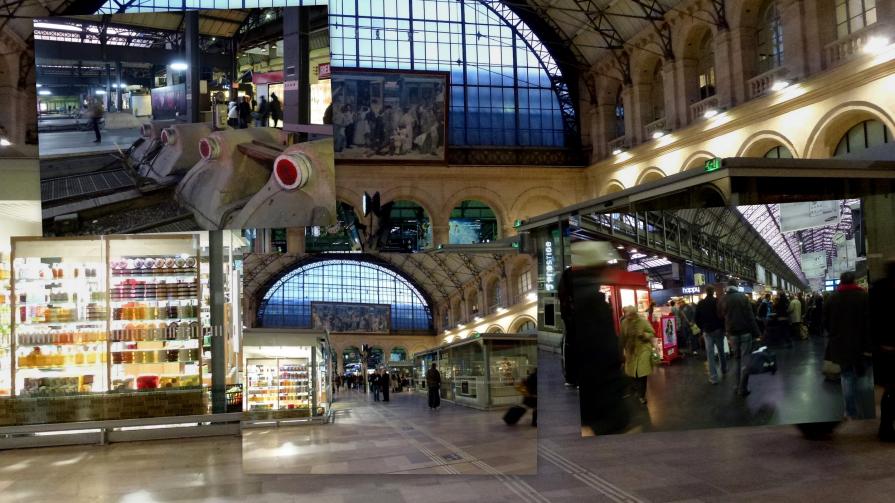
[713,28,735,109]
[779,0,809,79]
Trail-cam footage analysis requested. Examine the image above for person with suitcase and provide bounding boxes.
[426,363,441,410]
[719,283,763,397]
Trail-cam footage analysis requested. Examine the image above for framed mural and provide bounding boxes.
[150,83,187,120]
[330,68,448,162]
[311,302,391,333]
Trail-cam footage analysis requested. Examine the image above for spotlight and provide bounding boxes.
[38,90,52,96]
[94,89,106,95]
[611,147,627,156]
[0,138,11,147]
[526,292,537,302]
[703,108,720,119]
[170,62,188,71]
[651,130,667,139]
[864,36,891,54]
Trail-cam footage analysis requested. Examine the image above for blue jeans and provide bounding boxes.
[841,361,875,419]
[372,385,380,401]
[728,333,752,394]
[704,329,727,382]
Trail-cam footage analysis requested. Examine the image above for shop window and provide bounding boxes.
[836,0,877,39]
[756,0,784,74]
[697,31,716,100]
[650,62,665,121]
[258,258,432,332]
[366,347,384,369]
[389,347,407,362]
[834,119,890,156]
[449,200,498,244]
[614,85,625,138]
[764,145,793,158]
[379,200,432,252]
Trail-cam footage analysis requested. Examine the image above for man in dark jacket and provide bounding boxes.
[826,271,874,419]
[718,284,762,397]
[238,96,251,129]
[696,285,726,384]
[524,369,537,427]
[380,369,391,402]
[370,371,381,402]
[426,363,441,409]
[871,261,895,440]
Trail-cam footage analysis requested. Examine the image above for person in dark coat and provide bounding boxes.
[695,285,727,384]
[524,368,537,427]
[426,363,441,409]
[238,96,251,129]
[563,266,629,435]
[256,95,269,127]
[825,271,874,419]
[380,369,390,402]
[370,371,381,401]
[269,93,282,128]
[718,284,762,397]
[871,261,895,440]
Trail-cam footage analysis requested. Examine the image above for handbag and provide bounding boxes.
[690,322,702,336]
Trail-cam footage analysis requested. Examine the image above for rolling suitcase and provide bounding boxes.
[749,346,777,375]
[503,405,527,425]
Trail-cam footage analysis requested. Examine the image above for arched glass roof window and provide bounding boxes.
[258,258,433,332]
[99,0,571,147]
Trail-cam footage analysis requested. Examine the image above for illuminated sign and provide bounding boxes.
[318,63,331,79]
[544,240,555,291]
[704,157,722,172]
[682,286,700,294]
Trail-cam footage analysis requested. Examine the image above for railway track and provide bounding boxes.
[41,167,136,206]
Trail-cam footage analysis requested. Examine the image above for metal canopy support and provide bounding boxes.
[571,0,631,83]
[283,6,310,140]
[630,0,674,60]
[709,0,730,30]
[184,9,200,123]
[209,230,226,414]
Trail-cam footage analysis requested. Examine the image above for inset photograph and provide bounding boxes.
[34,7,334,235]
[239,247,538,475]
[0,10,40,157]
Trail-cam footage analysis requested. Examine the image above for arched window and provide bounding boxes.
[756,0,784,74]
[449,200,499,244]
[258,258,432,332]
[514,319,537,334]
[343,346,362,372]
[650,62,664,121]
[764,145,793,158]
[836,0,878,39]
[834,120,890,156]
[381,200,432,252]
[389,347,407,362]
[490,279,502,312]
[367,347,384,369]
[516,268,532,300]
[441,308,450,331]
[468,290,480,316]
[697,31,716,100]
[614,85,625,138]
[487,326,504,333]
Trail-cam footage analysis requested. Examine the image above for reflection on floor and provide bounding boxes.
[38,128,141,158]
[0,350,893,502]
[242,389,537,475]
[617,336,847,433]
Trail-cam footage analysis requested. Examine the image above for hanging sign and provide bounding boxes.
[779,200,840,233]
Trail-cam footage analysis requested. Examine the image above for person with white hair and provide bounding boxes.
[620,305,656,405]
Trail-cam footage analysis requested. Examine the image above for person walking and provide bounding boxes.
[676,299,698,356]
[269,93,282,128]
[825,272,874,419]
[718,283,762,397]
[238,96,251,129]
[370,371,381,401]
[788,293,803,342]
[523,368,537,427]
[696,285,727,384]
[88,98,104,143]
[256,95,269,127]
[426,362,441,409]
[227,100,239,128]
[620,305,657,405]
[380,368,391,402]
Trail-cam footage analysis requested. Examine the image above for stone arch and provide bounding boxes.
[441,187,509,229]
[681,150,717,171]
[601,179,626,195]
[483,274,502,313]
[510,315,538,334]
[636,167,666,185]
[509,186,566,222]
[737,130,800,158]
[335,186,364,213]
[675,20,717,61]
[486,325,504,333]
[803,102,895,158]
[378,186,441,225]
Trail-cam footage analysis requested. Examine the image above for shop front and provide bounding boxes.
[242,328,331,423]
[413,333,536,410]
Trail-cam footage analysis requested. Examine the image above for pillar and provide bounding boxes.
[116,61,124,112]
[283,7,310,138]
[595,103,617,152]
[620,84,635,144]
[674,58,698,125]
[662,60,681,129]
[432,224,450,247]
[713,29,735,109]
[209,230,226,413]
[184,10,200,123]
[631,82,652,144]
[728,27,751,104]
[105,63,112,111]
[229,38,239,103]
[779,0,810,80]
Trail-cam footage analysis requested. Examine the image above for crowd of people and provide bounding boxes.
[331,101,443,158]
[332,369,411,398]
[227,93,282,129]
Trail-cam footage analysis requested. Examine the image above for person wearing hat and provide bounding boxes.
[620,305,657,405]
[718,283,762,397]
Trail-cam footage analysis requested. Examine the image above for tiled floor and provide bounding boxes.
[1,350,894,502]
[242,389,537,475]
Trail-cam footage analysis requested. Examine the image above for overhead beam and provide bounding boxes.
[35,39,232,69]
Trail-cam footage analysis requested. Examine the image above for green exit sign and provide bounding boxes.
[704,158,722,172]
[514,219,523,228]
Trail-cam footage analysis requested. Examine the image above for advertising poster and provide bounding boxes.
[779,200,840,233]
[330,69,448,161]
[150,83,187,120]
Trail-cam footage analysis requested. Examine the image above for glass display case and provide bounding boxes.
[242,329,330,419]
[1,252,12,396]
[11,238,108,396]
[108,235,201,391]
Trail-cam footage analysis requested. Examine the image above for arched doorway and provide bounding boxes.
[367,347,384,369]
[389,347,408,362]
[834,120,890,156]
[449,200,499,244]
[343,346,362,374]
[379,200,432,252]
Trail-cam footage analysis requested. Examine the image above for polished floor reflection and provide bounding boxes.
[612,336,847,433]
[242,388,537,475]
[0,350,893,502]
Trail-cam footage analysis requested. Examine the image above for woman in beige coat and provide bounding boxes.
[621,305,657,404]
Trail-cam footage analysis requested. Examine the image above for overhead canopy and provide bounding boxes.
[64,10,252,38]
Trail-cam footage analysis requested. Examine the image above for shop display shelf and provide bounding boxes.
[17,340,107,346]
[111,317,199,322]
[111,272,198,279]
[17,362,104,370]
[17,321,105,327]
[15,277,102,283]
[109,298,198,303]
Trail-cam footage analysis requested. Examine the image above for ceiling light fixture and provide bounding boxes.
[703,108,720,119]
[651,130,667,140]
[864,36,891,54]
[611,146,627,156]
[770,80,791,92]
[170,62,188,71]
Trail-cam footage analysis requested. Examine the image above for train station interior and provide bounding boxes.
[2,0,895,501]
